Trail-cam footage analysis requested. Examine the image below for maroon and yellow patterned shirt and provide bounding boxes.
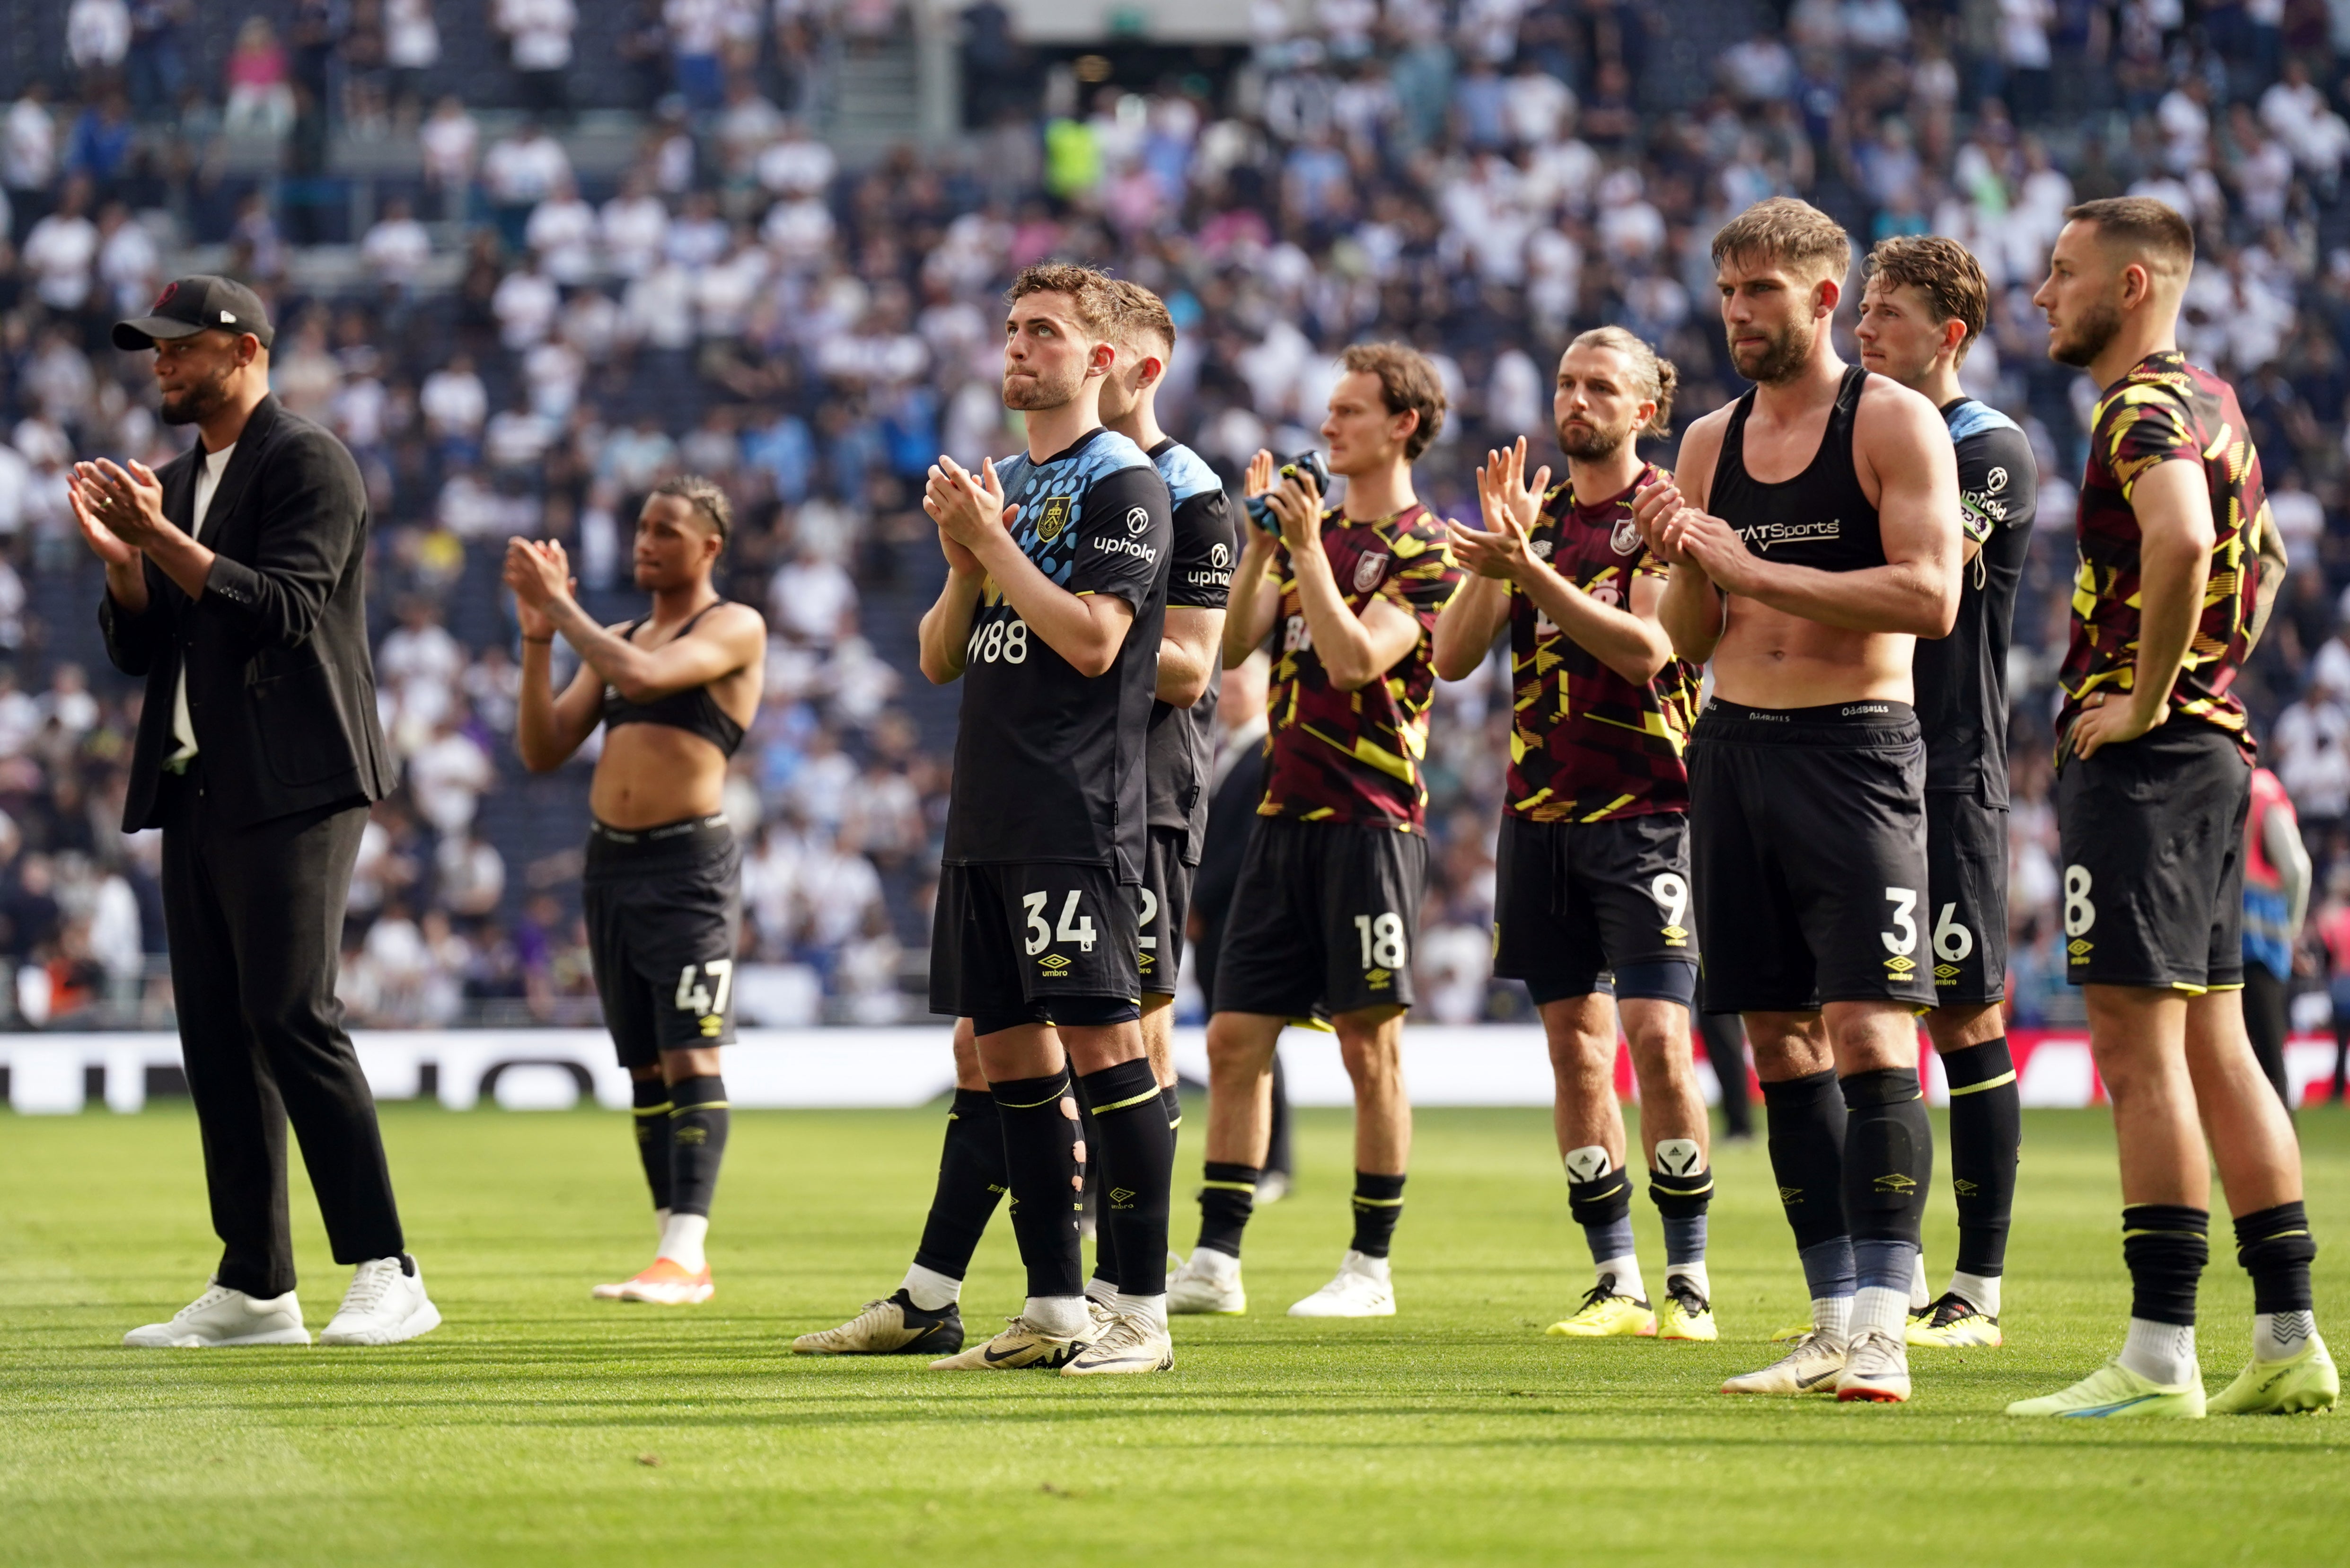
[1259,504,1463,829]
[1506,464,1699,820]
[2059,351,2270,761]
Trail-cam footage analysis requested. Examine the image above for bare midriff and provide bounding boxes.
[1708,603,1915,710]
[590,723,731,828]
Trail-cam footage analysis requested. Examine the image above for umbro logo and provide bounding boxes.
[1039,954,1072,972]
[1873,1172,1918,1194]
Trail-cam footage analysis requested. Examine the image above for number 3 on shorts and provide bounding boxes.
[674,959,734,1037]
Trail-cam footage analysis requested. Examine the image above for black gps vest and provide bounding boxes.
[1710,364,1883,572]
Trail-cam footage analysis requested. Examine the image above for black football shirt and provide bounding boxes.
[943,426,1173,883]
[1143,438,1237,863]
[1915,398,2038,804]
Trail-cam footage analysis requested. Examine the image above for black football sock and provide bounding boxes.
[992,1071,1085,1299]
[1761,1069,1849,1252]
[912,1088,1008,1282]
[1647,1147,1713,1275]
[1840,1067,1931,1252]
[2235,1201,2317,1318]
[1162,1083,1183,1138]
[1942,1038,2020,1280]
[630,1075,674,1212]
[666,1075,730,1217]
[1082,1059,1174,1298]
[2123,1204,2209,1326]
[1196,1162,1258,1258]
[1350,1172,1407,1258]
[1075,1092,1117,1292]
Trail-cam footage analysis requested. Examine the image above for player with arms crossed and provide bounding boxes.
[1166,343,1462,1318]
[1432,328,1718,1342]
[1853,236,2038,1349]
[2010,198,2335,1417]
[1633,198,1962,1403]
[791,280,1227,1361]
[504,478,766,1304]
[910,264,1179,1376]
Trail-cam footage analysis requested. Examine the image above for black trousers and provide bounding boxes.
[159,767,401,1297]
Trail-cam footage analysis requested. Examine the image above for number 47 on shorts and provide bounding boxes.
[675,959,734,1037]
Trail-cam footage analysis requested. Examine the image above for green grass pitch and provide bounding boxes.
[3,1099,2348,1566]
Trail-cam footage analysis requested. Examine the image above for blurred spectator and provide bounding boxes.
[494,0,577,120]
[223,14,294,137]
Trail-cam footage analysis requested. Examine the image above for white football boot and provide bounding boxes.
[123,1281,310,1348]
[1721,1329,1847,1395]
[1166,1248,1248,1315]
[1287,1250,1396,1317]
[319,1257,442,1346]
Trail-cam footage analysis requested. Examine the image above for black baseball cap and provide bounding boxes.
[112,275,276,352]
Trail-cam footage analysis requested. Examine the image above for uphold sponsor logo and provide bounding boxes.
[1090,534,1160,563]
[1125,505,1151,536]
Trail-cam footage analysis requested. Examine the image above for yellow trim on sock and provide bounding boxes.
[1947,1070,2017,1097]
[633,1104,674,1117]
[669,1101,730,1114]
[993,1080,1073,1110]
[1351,1195,1407,1207]
[1200,1180,1257,1193]
[1091,1086,1165,1114]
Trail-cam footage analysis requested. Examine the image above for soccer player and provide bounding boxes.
[2240,765,2310,1112]
[503,478,766,1305]
[1853,235,2038,1350]
[1166,343,1462,1318]
[2011,198,2337,1417]
[910,263,1177,1375]
[1633,197,1962,1403]
[1431,328,1716,1342]
[789,278,1227,1366]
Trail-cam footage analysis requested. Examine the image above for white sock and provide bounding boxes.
[1596,1254,1647,1303]
[2254,1309,2316,1362]
[1665,1260,1710,1302]
[1950,1270,2001,1317]
[900,1262,961,1312]
[1851,1284,1910,1344]
[657,1212,708,1273]
[1084,1274,1118,1306]
[2119,1317,2197,1387]
[1910,1252,1931,1312]
[1113,1290,1169,1330]
[1812,1294,1853,1345]
[1023,1295,1090,1337]
[1188,1247,1241,1282]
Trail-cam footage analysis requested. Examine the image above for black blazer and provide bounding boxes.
[99,395,396,832]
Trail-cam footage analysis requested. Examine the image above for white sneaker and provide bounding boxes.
[1287,1250,1396,1317]
[123,1281,310,1348]
[1835,1327,1912,1403]
[319,1257,442,1346]
[1721,1330,1847,1395]
[1060,1312,1176,1376]
[1256,1171,1292,1204]
[1167,1249,1247,1315]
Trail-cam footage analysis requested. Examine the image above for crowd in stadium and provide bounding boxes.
[7,0,2350,1036]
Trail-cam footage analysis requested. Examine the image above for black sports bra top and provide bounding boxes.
[1709,363,1884,573]
[599,600,747,757]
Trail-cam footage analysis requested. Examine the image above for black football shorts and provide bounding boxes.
[930,860,1142,1021]
[1688,699,1937,1014]
[582,815,743,1067]
[1211,817,1429,1019]
[1492,811,1698,1004]
[1138,824,1194,999]
[1925,790,2009,1005]
[2056,719,2250,991]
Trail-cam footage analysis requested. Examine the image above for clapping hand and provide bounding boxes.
[1448,437,1551,581]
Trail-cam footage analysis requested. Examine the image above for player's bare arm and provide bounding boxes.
[1269,467,1419,692]
[2068,458,2208,759]
[1446,438,1672,685]
[1646,380,1958,637]
[1157,604,1223,706]
[925,453,1135,678]
[505,537,765,702]
[917,539,986,685]
[1638,407,1730,661]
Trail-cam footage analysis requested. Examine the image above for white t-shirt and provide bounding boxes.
[167,441,238,766]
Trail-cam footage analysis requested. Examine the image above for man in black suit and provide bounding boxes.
[70,276,440,1349]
